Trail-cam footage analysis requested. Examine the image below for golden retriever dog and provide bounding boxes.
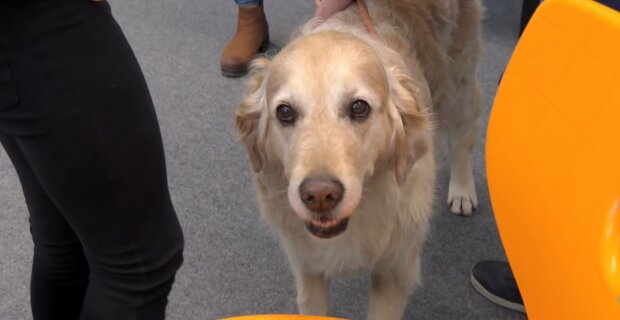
[235,0,482,318]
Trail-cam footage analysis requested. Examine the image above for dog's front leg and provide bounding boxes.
[367,252,421,320]
[293,270,330,316]
[444,82,483,216]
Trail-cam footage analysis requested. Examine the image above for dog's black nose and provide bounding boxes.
[299,177,344,213]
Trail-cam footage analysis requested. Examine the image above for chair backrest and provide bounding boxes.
[486,0,620,318]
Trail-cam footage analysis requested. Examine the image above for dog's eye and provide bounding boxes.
[276,104,297,125]
[350,100,371,120]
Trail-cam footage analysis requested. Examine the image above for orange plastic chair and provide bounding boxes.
[486,0,620,318]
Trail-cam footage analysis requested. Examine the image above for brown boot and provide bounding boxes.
[220,4,270,77]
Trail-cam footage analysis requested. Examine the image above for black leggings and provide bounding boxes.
[0,1,184,319]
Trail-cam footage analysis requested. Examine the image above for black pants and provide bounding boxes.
[0,1,184,319]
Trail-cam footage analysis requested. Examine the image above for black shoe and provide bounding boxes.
[470,260,526,313]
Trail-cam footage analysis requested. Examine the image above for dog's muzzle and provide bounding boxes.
[299,176,349,238]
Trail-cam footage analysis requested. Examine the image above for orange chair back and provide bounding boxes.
[486,0,620,318]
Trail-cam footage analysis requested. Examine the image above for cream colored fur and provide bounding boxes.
[236,0,483,318]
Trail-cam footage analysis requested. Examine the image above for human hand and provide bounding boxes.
[314,0,355,19]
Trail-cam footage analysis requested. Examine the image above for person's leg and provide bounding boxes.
[0,134,89,320]
[2,1,183,319]
[597,0,620,11]
[235,0,262,6]
[470,260,525,313]
[520,0,541,35]
[221,0,269,77]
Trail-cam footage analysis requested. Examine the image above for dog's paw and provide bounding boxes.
[447,182,478,216]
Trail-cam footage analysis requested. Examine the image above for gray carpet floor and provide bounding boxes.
[0,1,529,319]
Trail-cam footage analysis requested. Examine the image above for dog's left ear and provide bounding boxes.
[236,58,271,172]
[388,64,433,185]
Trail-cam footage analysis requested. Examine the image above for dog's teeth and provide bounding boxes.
[310,218,340,229]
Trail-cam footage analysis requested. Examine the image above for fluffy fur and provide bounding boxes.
[235,0,483,318]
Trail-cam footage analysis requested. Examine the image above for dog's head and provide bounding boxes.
[236,30,432,239]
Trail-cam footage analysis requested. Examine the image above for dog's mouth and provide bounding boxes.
[305,216,349,239]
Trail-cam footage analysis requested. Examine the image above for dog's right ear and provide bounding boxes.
[235,57,271,172]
